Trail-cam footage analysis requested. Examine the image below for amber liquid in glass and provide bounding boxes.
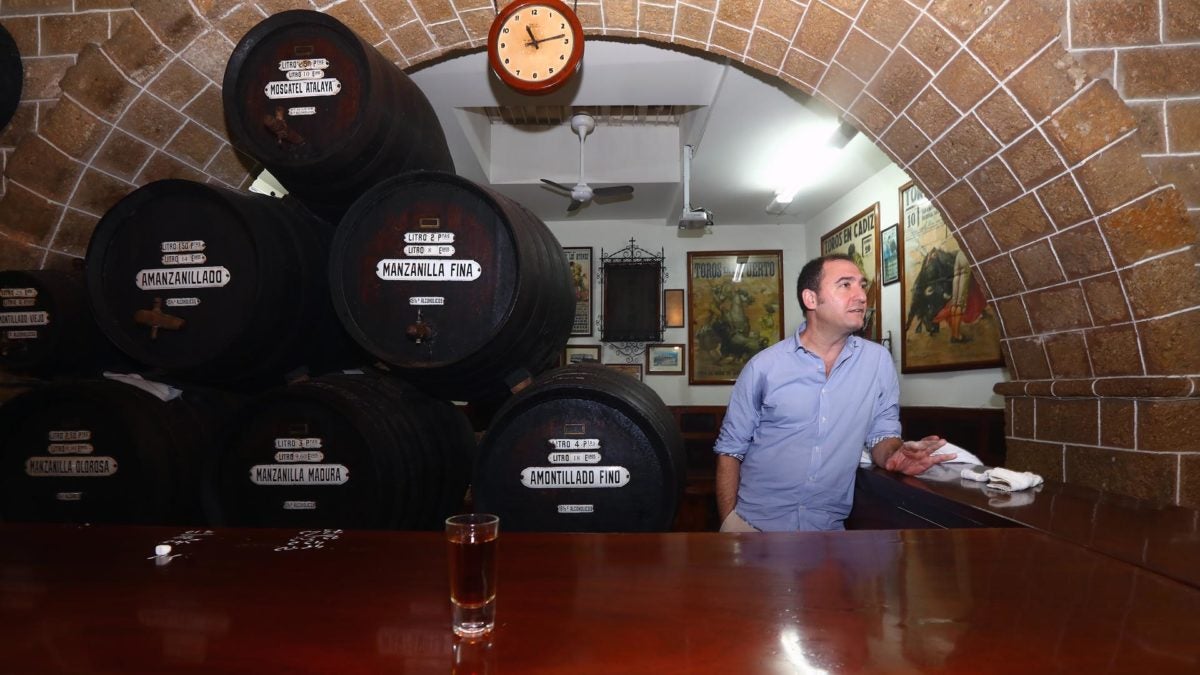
[449,535,497,607]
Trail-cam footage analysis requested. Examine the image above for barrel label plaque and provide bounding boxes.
[250,463,350,485]
[0,287,37,298]
[49,429,91,441]
[376,259,481,281]
[283,500,317,510]
[520,466,630,488]
[160,240,206,253]
[549,438,600,450]
[409,297,444,306]
[136,266,231,290]
[278,58,329,71]
[274,437,323,449]
[548,452,601,464]
[403,244,455,257]
[403,232,454,244]
[165,297,200,307]
[557,504,595,513]
[3,298,36,307]
[0,311,49,326]
[47,443,94,455]
[25,456,118,477]
[288,106,316,116]
[285,69,325,81]
[6,330,37,339]
[274,450,325,463]
[264,78,342,99]
[162,253,207,266]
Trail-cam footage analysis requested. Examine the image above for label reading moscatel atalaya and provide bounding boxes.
[250,464,349,485]
[264,78,341,99]
[520,466,630,488]
[376,260,481,281]
[25,456,118,477]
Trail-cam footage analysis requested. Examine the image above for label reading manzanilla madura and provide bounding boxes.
[250,464,350,486]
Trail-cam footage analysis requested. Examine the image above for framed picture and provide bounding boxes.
[562,344,601,366]
[645,344,685,375]
[663,289,685,328]
[564,247,593,336]
[820,203,881,340]
[686,250,784,385]
[605,363,643,381]
[880,224,900,286]
[898,182,1003,373]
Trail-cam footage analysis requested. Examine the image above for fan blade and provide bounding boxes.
[567,199,584,212]
[593,185,634,197]
[540,178,573,193]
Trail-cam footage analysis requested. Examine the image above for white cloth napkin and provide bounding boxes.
[859,440,983,466]
[960,466,1044,492]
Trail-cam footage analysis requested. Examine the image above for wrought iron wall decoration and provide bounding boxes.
[598,238,666,361]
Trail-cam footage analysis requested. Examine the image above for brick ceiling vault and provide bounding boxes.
[0,0,1197,506]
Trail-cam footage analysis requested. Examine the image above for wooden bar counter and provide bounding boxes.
[1,523,1198,673]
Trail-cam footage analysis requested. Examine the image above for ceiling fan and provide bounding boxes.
[541,113,635,213]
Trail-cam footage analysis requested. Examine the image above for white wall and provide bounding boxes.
[547,163,1009,409]
[803,164,1009,409]
[547,218,810,406]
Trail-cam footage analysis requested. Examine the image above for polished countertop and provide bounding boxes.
[858,464,1200,590]
[1,523,1198,673]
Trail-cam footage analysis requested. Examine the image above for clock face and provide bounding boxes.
[488,0,583,94]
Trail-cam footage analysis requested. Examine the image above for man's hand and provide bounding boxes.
[883,435,953,475]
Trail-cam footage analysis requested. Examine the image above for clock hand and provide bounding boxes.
[525,25,539,49]
[533,33,566,45]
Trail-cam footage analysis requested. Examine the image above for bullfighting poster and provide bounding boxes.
[819,203,881,341]
[564,247,592,336]
[687,251,784,385]
[898,182,1003,373]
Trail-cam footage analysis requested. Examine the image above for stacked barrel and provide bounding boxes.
[0,9,684,533]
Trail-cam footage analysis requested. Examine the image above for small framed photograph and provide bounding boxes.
[880,224,900,286]
[645,344,685,375]
[605,363,643,381]
[663,289,685,328]
[562,344,601,366]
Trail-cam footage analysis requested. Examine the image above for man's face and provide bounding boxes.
[807,259,868,334]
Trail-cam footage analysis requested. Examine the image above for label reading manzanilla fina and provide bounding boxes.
[520,466,630,488]
[375,260,481,281]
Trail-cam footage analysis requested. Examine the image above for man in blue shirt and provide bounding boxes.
[714,254,954,532]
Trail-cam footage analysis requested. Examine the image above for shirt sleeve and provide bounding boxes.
[713,358,761,459]
[866,350,902,448]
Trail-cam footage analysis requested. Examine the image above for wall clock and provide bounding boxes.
[487,0,584,95]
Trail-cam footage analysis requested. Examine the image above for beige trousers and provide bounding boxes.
[719,510,761,532]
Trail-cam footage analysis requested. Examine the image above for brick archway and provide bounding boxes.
[0,0,1196,505]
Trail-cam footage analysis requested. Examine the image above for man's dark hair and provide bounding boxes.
[796,253,856,312]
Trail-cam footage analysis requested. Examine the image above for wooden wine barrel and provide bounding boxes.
[85,179,358,388]
[0,269,128,376]
[222,10,455,220]
[207,372,474,530]
[473,364,686,532]
[0,378,237,525]
[330,171,574,402]
[0,23,21,133]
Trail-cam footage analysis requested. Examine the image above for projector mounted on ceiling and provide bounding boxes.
[678,144,713,230]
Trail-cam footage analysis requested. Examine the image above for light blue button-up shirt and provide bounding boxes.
[713,323,901,531]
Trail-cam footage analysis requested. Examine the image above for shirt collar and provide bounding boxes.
[793,321,862,357]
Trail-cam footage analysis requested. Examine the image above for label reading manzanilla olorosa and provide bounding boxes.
[136,267,230,290]
[250,464,349,485]
[376,260,481,281]
[520,466,630,488]
[25,456,118,477]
